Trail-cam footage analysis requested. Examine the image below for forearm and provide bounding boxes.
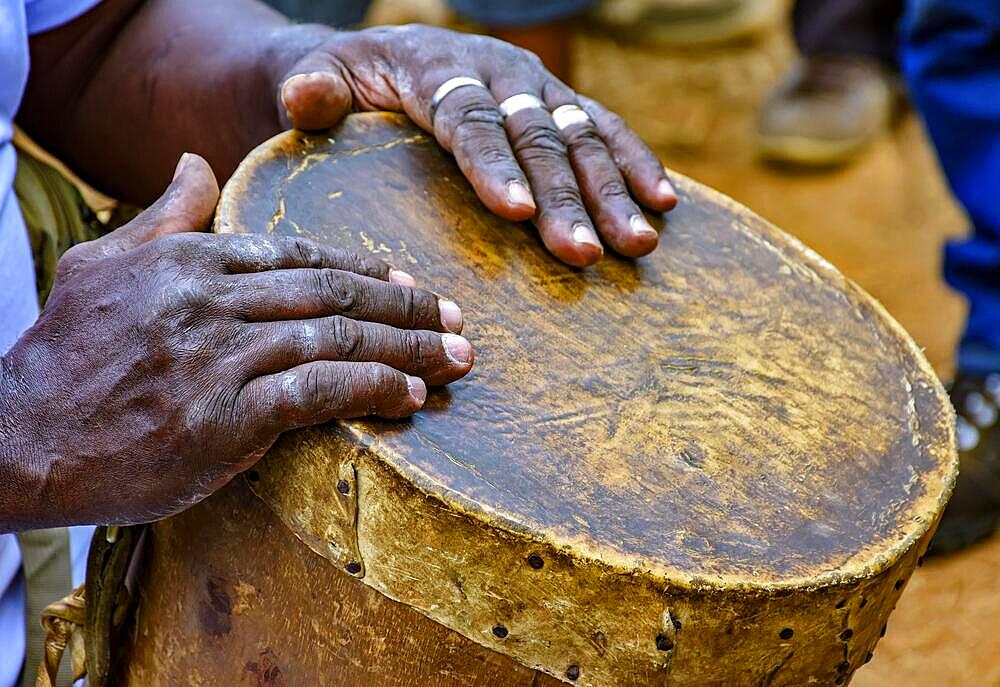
[18,0,331,205]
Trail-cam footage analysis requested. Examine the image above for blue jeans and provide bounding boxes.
[901,0,1000,374]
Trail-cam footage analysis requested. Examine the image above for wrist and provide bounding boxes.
[0,344,59,532]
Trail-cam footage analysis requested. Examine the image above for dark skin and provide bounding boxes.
[0,154,473,529]
[2,0,676,532]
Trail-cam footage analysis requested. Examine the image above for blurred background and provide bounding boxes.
[300,0,995,684]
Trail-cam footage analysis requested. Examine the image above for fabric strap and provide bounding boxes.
[14,530,73,687]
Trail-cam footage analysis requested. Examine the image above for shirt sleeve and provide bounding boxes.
[25,0,102,34]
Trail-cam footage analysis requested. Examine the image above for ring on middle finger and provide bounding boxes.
[551,104,592,131]
[498,93,547,119]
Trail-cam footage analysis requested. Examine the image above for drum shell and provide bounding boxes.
[117,425,935,687]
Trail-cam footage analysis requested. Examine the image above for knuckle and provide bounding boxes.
[158,232,204,265]
[450,108,506,154]
[394,286,436,327]
[416,291,440,325]
[403,331,430,366]
[470,143,516,167]
[544,184,585,210]
[456,102,504,128]
[362,363,400,400]
[289,238,324,268]
[171,279,214,315]
[346,250,388,278]
[316,269,359,313]
[566,125,606,154]
[329,316,364,359]
[301,364,330,409]
[598,177,631,200]
[514,124,568,160]
[286,320,319,360]
[150,276,217,329]
[394,284,418,324]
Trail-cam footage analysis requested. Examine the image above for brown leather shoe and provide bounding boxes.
[929,373,1000,555]
[756,55,901,167]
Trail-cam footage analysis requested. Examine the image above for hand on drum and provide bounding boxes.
[0,154,473,529]
[274,25,678,268]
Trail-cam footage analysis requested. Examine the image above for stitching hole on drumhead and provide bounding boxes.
[880,624,887,638]
[894,579,905,590]
[337,479,350,495]
[835,675,847,685]
[835,599,847,609]
[566,665,581,681]
[779,628,793,640]
[527,553,544,569]
[836,661,850,673]
[865,652,874,664]
[492,625,509,639]
[839,629,853,641]
[917,555,925,567]
[345,561,362,575]
[246,470,260,482]
[655,634,674,651]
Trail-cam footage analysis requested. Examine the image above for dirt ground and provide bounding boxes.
[369,1,999,684]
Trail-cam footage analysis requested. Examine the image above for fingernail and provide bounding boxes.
[280,73,309,100]
[438,299,463,333]
[506,180,536,210]
[389,269,416,287]
[280,72,327,107]
[629,214,658,238]
[658,177,677,201]
[172,153,192,181]
[405,374,427,405]
[441,333,473,364]
[572,224,603,251]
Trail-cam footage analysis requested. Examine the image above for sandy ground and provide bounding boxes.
[369,1,999,684]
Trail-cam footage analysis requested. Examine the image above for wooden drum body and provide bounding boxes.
[117,114,957,686]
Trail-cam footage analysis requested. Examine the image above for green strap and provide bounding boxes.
[15,529,74,687]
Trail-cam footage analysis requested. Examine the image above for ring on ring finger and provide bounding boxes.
[551,104,592,131]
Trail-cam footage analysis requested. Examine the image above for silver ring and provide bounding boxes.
[498,93,546,119]
[430,76,488,116]
[551,104,591,131]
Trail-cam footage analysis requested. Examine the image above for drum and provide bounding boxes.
[115,113,957,686]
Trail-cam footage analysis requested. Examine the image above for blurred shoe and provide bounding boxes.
[929,372,1000,555]
[590,0,779,48]
[756,55,901,167]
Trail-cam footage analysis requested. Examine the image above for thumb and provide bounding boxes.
[278,54,354,131]
[94,153,220,257]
